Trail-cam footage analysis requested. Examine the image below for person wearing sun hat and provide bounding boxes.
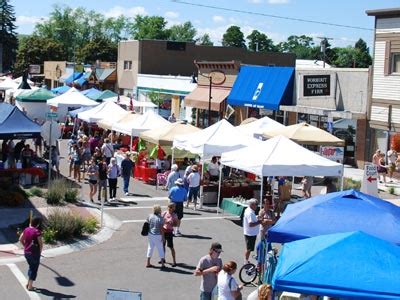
[168,178,187,236]
[187,164,201,210]
[194,242,223,300]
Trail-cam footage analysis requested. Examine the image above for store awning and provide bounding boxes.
[184,86,230,111]
[227,65,294,110]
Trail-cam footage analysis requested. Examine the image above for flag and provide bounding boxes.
[129,96,133,111]
[132,137,139,151]
[149,145,158,159]
[157,145,166,160]
[137,138,146,151]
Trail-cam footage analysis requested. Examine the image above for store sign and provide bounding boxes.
[252,82,264,101]
[303,75,330,97]
[29,64,41,74]
[320,146,344,163]
[360,163,378,197]
[209,70,226,85]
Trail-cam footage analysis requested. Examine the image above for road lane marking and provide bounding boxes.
[104,205,168,210]
[119,197,169,202]
[121,215,239,223]
[6,263,41,300]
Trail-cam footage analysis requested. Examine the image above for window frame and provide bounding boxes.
[123,60,132,70]
[391,53,400,74]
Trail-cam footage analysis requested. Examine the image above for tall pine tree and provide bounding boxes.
[0,0,18,72]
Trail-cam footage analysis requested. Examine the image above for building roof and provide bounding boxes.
[366,7,400,17]
[95,68,116,81]
[296,59,331,69]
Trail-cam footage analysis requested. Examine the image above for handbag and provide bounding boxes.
[141,221,149,236]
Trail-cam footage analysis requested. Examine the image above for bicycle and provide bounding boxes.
[239,259,258,285]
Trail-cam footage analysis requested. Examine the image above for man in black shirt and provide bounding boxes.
[121,153,135,196]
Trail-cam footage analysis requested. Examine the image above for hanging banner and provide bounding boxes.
[320,146,344,163]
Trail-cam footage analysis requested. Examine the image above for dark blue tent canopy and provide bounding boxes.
[0,107,41,139]
[0,102,14,124]
[227,66,294,110]
[272,231,400,299]
[268,189,400,244]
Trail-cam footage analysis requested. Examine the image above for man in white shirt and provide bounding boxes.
[243,198,261,264]
[207,156,220,182]
[187,165,201,210]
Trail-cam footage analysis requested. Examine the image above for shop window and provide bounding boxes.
[392,53,400,73]
[124,61,132,70]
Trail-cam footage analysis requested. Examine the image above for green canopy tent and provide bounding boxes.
[88,90,118,102]
[16,88,56,122]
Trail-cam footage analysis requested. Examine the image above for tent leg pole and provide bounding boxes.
[260,177,264,208]
[217,165,223,215]
[340,175,344,191]
[171,148,175,165]
[199,160,204,209]
[130,135,133,152]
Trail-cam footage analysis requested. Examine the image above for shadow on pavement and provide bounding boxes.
[180,234,211,240]
[229,219,243,227]
[183,212,201,216]
[175,263,196,270]
[41,263,75,287]
[160,266,193,275]
[35,288,76,299]
[130,193,152,198]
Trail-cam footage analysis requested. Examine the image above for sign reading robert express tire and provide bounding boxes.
[303,75,330,97]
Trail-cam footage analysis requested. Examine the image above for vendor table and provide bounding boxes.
[221,198,248,217]
[203,184,261,204]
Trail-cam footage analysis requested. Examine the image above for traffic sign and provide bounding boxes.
[46,112,58,118]
[360,163,378,196]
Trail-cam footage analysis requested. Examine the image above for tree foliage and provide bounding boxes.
[278,35,320,59]
[247,30,277,52]
[14,35,65,73]
[196,33,213,46]
[0,0,18,72]
[75,37,118,64]
[222,26,246,48]
[131,15,169,40]
[168,21,197,42]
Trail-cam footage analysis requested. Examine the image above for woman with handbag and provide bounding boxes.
[19,217,43,291]
[146,205,165,268]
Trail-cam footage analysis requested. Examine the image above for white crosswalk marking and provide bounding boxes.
[122,215,239,224]
[7,263,41,300]
[119,197,169,203]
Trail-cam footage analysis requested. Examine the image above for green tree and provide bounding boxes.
[247,30,277,52]
[130,15,169,40]
[332,47,357,68]
[75,37,117,64]
[354,38,372,67]
[196,33,213,46]
[0,0,18,72]
[168,21,197,42]
[14,35,65,74]
[222,26,246,48]
[278,35,319,59]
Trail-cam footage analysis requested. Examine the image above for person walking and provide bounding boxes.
[87,158,99,203]
[217,261,243,300]
[243,199,261,264]
[98,158,108,203]
[166,164,180,190]
[19,217,43,291]
[121,153,134,196]
[387,146,398,182]
[168,178,187,236]
[146,205,165,268]
[101,138,114,165]
[194,242,223,300]
[162,203,178,267]
[301,176,313,198]
[187,165,201,210]
[107,157,120,201]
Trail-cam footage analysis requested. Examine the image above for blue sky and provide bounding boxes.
[11,0,400,48]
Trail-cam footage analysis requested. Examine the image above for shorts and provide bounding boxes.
[389,163,396,173]
[89,179,97,185]
[164,231,174,248]
[174,202,184,220]
[245,235,257,251]
[377,166,387,174]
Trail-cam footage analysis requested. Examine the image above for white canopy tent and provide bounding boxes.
[105,95,158,109]
[237,116,285,138]
[219,135,344,212]
[78,100,128,123]
[47,87,99,121]
[0,77,18,90]
[112,110,169,136]
[173,119,260,159]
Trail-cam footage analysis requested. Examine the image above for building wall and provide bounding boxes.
[117,40,295,93]
[44,61,66,89]
[370,15,400,131]
[294,68,368,115]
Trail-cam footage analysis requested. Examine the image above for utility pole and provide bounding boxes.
[0,43,3,74]
[317,37,333,68]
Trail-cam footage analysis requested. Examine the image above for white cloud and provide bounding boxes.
[165,11,179,19]
[212,16,225,23]
[104,6,147,18]
[248,0,263,3]
[268,0,290,4]
[16,16,48,26]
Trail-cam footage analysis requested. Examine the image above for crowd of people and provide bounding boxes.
[373,147,400,184]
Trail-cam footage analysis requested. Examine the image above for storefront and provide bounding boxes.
[184,61,240,128]
[227,65,295,125]
[280,68,369,166]
[136,74,196,121]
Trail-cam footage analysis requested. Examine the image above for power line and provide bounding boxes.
[171,0,373,32]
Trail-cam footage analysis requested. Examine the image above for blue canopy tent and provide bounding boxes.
[0,102,14,123]
[81,87,101,100]
[51,85,71,95]
[227,65,294,110]
[64,72,84,85]
[73,71,91,87]
[0,107,41,139]
[272,231,400,299]
[268,189,400,245]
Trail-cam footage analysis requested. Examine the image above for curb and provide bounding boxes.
[0,207,122,266]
